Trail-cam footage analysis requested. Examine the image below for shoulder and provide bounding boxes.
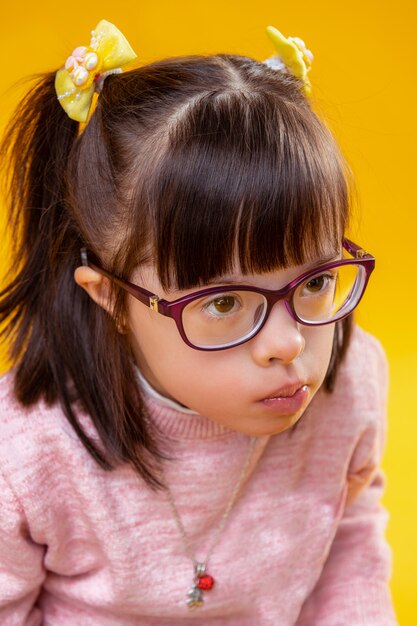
[345,324,388,377]
[0,368,99,483]
[0,367,100,439]
[327,325,389,455]
[0,369,35,438]
[0,368,56,431]
[0,369,58,465]
[337,325,389,414]
[336,326,390,495]
[0,367,17,405]
[299,326,390,484]
[305,325,389,446]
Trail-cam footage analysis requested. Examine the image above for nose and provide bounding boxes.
[250,300,305,366]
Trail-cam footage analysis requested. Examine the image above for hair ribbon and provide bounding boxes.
[264,25,314,95]
[55,22,311,122]
[55,20,137,123]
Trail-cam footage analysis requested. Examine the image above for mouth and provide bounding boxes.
[260,383,309,415]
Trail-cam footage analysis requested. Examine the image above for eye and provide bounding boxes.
[203,294,242,317]
[303,272,336,296]
[306,275,329,292]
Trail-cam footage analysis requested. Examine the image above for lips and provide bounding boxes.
[260,383,309,415]
[262,382,305,401]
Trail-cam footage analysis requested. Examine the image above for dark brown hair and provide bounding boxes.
[0,54,353,489]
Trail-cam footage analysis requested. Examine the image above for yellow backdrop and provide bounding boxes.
[1,1,415,622]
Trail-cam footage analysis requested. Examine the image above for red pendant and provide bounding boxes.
[197,574,215,590]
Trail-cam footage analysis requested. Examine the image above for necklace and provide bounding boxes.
[162,436,257,609]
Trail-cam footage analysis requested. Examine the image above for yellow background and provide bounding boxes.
[0,1,415,622]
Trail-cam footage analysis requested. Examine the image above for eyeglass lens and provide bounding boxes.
[181,264,365,348]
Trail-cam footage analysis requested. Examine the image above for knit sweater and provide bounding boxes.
[0,326,398,625]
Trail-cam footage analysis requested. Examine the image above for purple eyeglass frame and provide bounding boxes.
[81,238,375,351]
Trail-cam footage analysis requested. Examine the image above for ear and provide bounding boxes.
[74,266,115,315]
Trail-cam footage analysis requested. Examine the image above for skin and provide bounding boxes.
[74,254,336,438]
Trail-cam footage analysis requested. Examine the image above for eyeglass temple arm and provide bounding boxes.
[80,248,159,311]
[342,238,374,259]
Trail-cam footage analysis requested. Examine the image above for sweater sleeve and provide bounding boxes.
[0,467,45,625]
[295,334,398,626]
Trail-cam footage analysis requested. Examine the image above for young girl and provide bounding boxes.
[0,20,397,625]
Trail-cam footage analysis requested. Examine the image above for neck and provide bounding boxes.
[135,367,199,415]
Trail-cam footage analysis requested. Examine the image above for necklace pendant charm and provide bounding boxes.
[187,584,204,609]
[195,562,215,590]
[186,563,215,608]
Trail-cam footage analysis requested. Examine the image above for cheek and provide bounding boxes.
[126,299,182,374]
[125,297,246,410]
[125,298,216,397]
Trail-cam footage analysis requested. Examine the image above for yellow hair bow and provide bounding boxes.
[55,19,137,123]
[265,25,314,96]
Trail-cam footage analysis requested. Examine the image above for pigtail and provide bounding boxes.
[0,74,168,491]
[0,72,79,386]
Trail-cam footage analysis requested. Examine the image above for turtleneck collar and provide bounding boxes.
[136,368,199,415]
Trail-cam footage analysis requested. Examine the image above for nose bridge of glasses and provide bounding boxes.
[263,289,298,326]
[262,278,298,313]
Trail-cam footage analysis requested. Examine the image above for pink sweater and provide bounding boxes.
[0,326,398,625]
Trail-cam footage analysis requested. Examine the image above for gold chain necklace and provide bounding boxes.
[162,436,257,609]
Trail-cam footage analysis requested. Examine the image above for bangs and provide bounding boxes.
[130,73,351,290]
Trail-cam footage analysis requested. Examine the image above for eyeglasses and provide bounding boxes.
[81,238,375,351]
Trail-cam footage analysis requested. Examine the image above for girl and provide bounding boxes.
[0,20,397,626]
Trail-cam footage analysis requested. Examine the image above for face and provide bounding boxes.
[125,257,336,437]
